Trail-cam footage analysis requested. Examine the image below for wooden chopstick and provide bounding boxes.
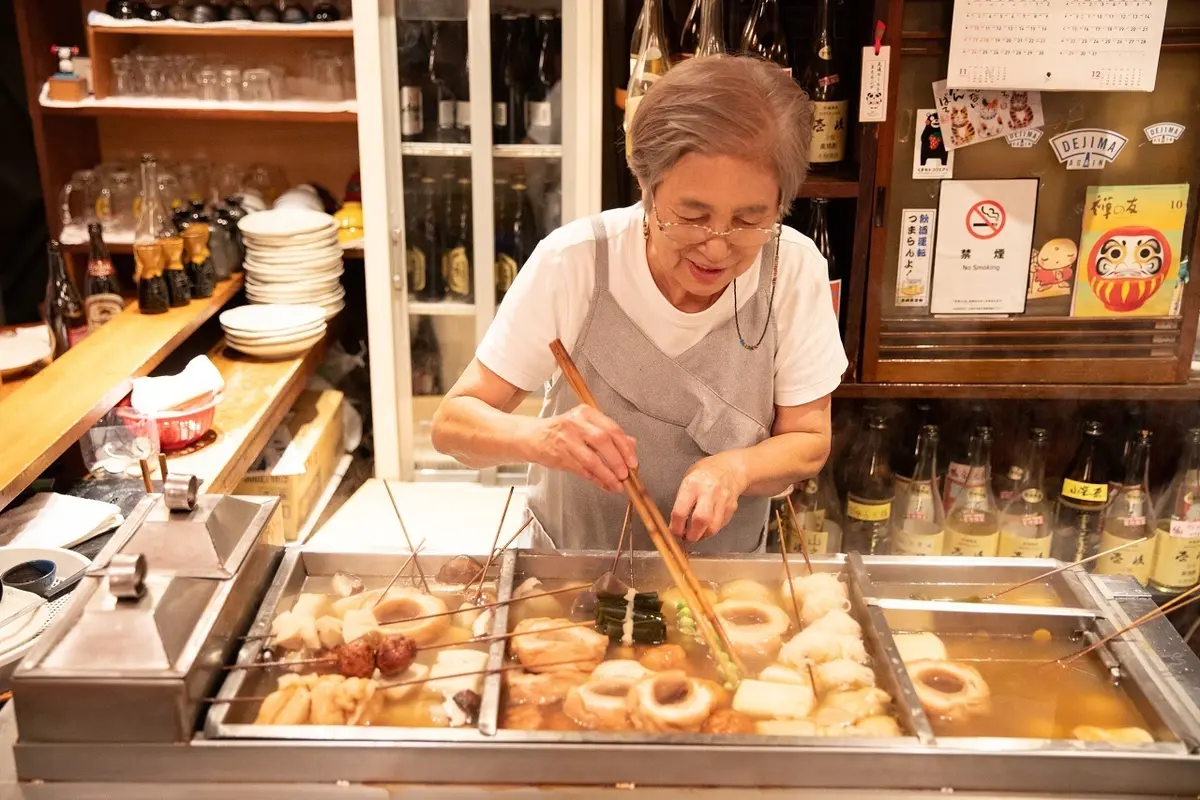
[612,502,633,576]
[382,480,430,593]
[548,339,746,678]
[1059,580,1200,666]
[776,510,802,627]
[784,495,814,575]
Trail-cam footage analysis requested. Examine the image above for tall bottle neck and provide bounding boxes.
[47,246,66,280]
[1122,436,1152,488]
[1026,438,1047,492]
[698,0,724,53]
[812,0,834,53]
[912,433,939,482]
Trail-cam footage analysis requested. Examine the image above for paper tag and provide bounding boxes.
[1049,128,1128,170]
[1144,122,1185,145]
[859,46,889,122]
[896,208,935,307]
[1170,519,1200,539]
[847,499,891,522]
[1062,478,1108,504]
[913,108,954,180]
[1151,526,1200,588]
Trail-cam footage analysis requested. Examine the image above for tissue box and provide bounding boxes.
[235,390,344,541]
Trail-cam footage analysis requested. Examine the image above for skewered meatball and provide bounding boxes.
[336,639,377,679]
[702,708,756,735]
[376,634,417,677]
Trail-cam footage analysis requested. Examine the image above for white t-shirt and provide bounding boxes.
[477,204,848,407]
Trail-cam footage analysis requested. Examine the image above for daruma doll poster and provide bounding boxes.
[1071,184,1190,318]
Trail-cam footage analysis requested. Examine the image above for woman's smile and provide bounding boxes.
[685,256,729,285]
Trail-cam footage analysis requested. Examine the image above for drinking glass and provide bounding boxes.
[102,168,138,233]
[309,52,344,101]
[59,169,101,227]
[110,55,135,96]
[241,68,275,103]
[171,55,197,99]
[217,66,241,102]
[132,54,160,96]
[214,162,244,200]
[196,67,220,101]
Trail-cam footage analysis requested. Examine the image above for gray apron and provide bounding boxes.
[526,213,778,553]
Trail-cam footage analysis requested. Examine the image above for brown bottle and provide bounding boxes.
[182,223,217,298]
[44,240,88,356]
[84,222,125,330]
[800,0,848,169]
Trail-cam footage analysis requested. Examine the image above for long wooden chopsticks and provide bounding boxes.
[548,339,746,678]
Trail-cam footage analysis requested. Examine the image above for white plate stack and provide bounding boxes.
[219,304,327,359]
[238,208,345,320]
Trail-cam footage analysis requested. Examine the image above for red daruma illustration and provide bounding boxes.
[1085,225,1171,313]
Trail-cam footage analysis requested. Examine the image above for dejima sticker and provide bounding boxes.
[1085,225,1171,313]
[1049,128,1128,170]
[1006,129,1043,149]
[1144,122,1185,145]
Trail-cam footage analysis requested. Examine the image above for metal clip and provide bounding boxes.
[108,553,147,600]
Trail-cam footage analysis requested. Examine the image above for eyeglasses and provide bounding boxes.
[650,204,779,249]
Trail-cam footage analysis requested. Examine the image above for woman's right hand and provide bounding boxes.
[532,406,638,493]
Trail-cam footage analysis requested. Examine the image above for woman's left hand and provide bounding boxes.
[670,453,748,542]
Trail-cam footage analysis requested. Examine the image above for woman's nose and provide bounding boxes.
[701,235,732,262]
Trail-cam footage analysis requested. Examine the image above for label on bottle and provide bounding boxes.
[810,100,848,164]
[804,479,819,495]
[495,253,519,294]
[818,45,834,60]
[493,102,508,128]
[442,246,470,297]
[456,101,471,130]
[65,325,89,348]
[1095,530,1154,584]
[1170,519,1200,538]
[528,101,552,129]
[944,529,1000,558]
[624,95,644,158]
[847,499,891,522]
[401,87,423,136]
[1150,526,1200,589]
[891,526,945,556]
[84,293,124,329]
[407,246,427,294]
[1022,488,1044,504]
[437,99,456,130]
[88,257,115,277]
[1062,478,1108,504]
[998,530,1052,558]
[942,461,981,510]
[817,75,840,87]
[830,278,841,318]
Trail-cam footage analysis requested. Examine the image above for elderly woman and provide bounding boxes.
[431,56,847,552]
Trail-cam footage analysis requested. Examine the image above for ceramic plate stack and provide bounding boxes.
[238,208,345,319]
[219,304,327,359]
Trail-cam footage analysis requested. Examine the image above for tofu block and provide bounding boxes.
[292,593,333,619]
[425,650,489,698]
[331,590,379,620]
[270,610,304,650]
[732,678,815,720]
[298,614,321,650]
[759,664,812,687]
[316,616,344,649]
[893,632,947,664]
[382,663,430,703]
[342,608,379,644]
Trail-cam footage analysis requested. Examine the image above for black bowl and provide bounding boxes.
[2,559,57,595]
[252,3,280,22]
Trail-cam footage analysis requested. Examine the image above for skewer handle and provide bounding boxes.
[138,459,154,493]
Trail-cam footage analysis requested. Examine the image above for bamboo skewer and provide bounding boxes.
[138,459,154,493]
[382,480,429,593]
[612,502,632,576]
[776,510,803,627]
[158,453,169,480]
[548,339,746,678]
[784,495,814,575]
[472,487,515,604]
[1058,581,1200,667]
[983,536,1152,602]
[371,539,427,610]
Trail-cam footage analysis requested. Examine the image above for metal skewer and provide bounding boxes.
[784,495,814,575]
[371,538,427,610]
[776,510,803,627]
[982,536,1152,603]
[1058,580,1200,667]
[382,480,429,593]
[472,486,515,604]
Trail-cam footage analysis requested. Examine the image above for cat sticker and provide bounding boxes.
[932,80,1045,151]
[913,108,954,180]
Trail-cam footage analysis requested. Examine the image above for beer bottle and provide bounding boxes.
[801,0,848,169]
[891,425,945,556]
[411,316,443,396]
[84,222,124,331]
[133,155,172,314]
[843,413,894,555]
[944,427,1001,557]
[1096,430,1155,584]
[408,176,440,301]
[442,175,472,302]
[496,179,536,303]
[998,428,1054,558]
[804,198,841,327]
[454,23,471,142]
[44,240,88,356]
[739,0,789,75]
[695,0,725,57]
[526,12,557,144]
[626,0,672,159]
[1149,428,1200,593]
[1052,420,1113,563]
[498,14,526,144]
[430,22,461,144]
[398,19,430,142]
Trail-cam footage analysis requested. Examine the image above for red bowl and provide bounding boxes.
[115,392,222,451]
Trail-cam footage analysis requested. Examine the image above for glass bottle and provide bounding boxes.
[181,222,217,299]
[998,428,1054,558]
[805,198,841,329]
[625,0,672,159]
[429,22,461,144]
[1111,404,1146,497]
[996,424,1037,505]
[133,155,171,315]
[942,404,987,512]
[500,14,528,144]
[891,425,945,556]
[739,0,789,74]
[893,402,934,493]
[944,427,1000,557]
[842,413,893,555]
[442,176,472,301]
[84,222,124,331]
[786,464,843,556]
[408,176,440,301]
[1096,430,1156,584]
[1149,428,1200,593]
[800,0,847,169]
[526,12,557,143]
[1052,420,1113,563]
[44,240,88,356]
[411,316,443,396]
[496,180,535,304]
[677,0,700,61]
[398,20,429,142]
[695,0,725,57]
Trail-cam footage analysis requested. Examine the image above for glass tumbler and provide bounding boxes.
[196,67,220,102]
[241,68,275,103]
[309,52,344,101]
[110,55,135,96]
[217,66,241,102]
[59,169,102,227]
[133,53,160,96]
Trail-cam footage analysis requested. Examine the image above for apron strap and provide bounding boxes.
[589,214,610,291]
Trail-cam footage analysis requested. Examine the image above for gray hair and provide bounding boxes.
[627,55,813,217]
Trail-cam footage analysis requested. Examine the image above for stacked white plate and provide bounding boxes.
[238,208,345,320]
[219,304,327,359]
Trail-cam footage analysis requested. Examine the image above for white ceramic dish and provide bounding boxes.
[221,318,326,340]
[219,304,326,335]
[243,250,343,267]
[0,546,90,684]
[246,274,343,290]
[244,260,344,277]
[237,209,337,238]
[321,301,344,320]
[226,332,325,358]
[0,325,53,378]
[243,230,339,248]
[248,285,345,303]
[225,325,327,347]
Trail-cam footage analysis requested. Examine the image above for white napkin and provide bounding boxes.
[0,493,123,550]
[131,355,225,414]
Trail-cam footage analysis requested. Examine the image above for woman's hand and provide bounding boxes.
[533,406,638,493]
[670,453,749,542]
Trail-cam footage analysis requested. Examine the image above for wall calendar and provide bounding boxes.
[947,0,1167,92]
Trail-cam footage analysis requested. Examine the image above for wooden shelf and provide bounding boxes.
[0,275,244,510]
[798,171,860,199]
[409,301,474,317]
[834,379,1200,401]
[39,85,357,123]
[89,21,353,39]
[166,336,326,494]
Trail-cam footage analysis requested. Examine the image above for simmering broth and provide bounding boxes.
[873,581,1064,606]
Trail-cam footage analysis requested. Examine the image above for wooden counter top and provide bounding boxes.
[0,275,244,510]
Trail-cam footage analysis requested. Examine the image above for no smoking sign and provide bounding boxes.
[966,200,1005,239]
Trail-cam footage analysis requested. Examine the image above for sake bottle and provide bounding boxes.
[625,0,672,158]
[1149,428,1200,593]
[788,464,843,556]
[942,403,987,512]
[1096,429,1155,584]
[944,427,1000,557]
[842,413,893,555]
[891,425,945,556]
[995,414,1036,504]
[1052,420,1112,563]
[998,428,1054,558]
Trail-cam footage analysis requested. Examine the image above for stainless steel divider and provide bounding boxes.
[478,549,517,736]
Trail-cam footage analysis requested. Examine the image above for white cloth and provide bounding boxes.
[477,204,847,407]
[0,493,122,551]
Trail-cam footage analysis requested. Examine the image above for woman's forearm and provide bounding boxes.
[727,431,831,497]
[431,396,542,469]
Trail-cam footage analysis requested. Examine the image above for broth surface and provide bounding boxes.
[874,581,1063,606]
